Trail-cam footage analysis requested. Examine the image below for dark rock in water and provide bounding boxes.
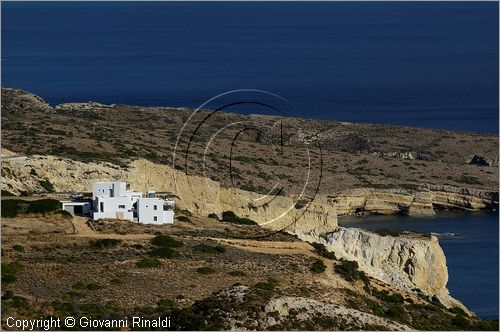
[467,155,492,167]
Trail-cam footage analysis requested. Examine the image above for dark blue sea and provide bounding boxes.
[1,2,498,133]
[340,212,499,319]
[1,1,499,318]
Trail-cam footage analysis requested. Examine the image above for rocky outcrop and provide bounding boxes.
[1,87,53,114]
[54,101,114,112]
[466,154,493,167]
[1,153,338,234]
[202,285,409,330]
[327,186,497,216]
[372,151,438,161]
[263,295,409,330]
[327,188,436,216]
[296,227,466,310]
[219,188,337,234]
[428,184,498,211]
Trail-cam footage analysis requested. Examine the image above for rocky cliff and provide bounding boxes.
[295,227,466,310]
[0,151,492,310]
[1,153,338,235]
[328,187,497,217]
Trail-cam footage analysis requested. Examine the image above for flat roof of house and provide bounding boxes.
[61,201,91,206]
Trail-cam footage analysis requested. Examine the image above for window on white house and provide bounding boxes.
[154,205,157,210]
[118,205,125,209]
[154,216,157,221]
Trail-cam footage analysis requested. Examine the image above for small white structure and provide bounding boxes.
[91,181,174,224]
[137,198,174,224]
[61,201,92,216]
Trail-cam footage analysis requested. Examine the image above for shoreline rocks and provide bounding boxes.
[295,227,468,311]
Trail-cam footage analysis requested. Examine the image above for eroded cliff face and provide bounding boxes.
[328,187,497,217]
[295,227,466,310]
[1,154,338,234]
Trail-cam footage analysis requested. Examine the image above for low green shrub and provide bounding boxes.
[1,199,61,217]
[177,215,191,222]
[149,247,176,258]
[72,281,103,291]
[1,200,24,218]
[39,179,55,192]
[228,270,246,277]
[196,266,215,275]
[399,183,419,191]
[137,258,161,268]
[255,278,279,293]
[367,299,385,317]
[90,238,122,248]
[194,243,226,254]
[431,295,445,308]
[157,298,177,309]
[1,190,15,196]
[457,175,482,185]
[221,211,257,225]
[1,261,23,285]
[371,289,405,304]
[449,306,467,316]
[151,235,182,248]
[475,319,499,331]
[255,281,275,291]
[334,259,369,284]
[451,315,470,329]
[110,277,124,285]
[346,298,360,310]
[11,296,30,310]
[12,244,24,252]
[311,242,336,259]
[221,211,239,222]
[208,213,218,219]
[27,199,61,215]
[386,304,405,319]
[2,290,14,300]
[310,259,326,273]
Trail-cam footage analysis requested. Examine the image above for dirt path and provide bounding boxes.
[69,216,154,240]
[208,237,316,256]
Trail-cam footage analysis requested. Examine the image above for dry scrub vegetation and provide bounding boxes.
[2,88,498,197]
[1,210,498,330]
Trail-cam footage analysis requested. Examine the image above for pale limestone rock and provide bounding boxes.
[55,101,113,111]
[263,296,410,330]
[327,187,496,216]
[296,227,466,310]
[1,154,338,234]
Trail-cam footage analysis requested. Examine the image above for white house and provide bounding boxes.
[89,181,174,224]
[137,198,174,224]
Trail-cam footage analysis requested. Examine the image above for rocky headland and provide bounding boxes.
[1,88,498,329]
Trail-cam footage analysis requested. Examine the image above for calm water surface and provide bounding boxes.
[339,212,499,319]
[2,2,498,132]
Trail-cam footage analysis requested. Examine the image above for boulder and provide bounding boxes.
[466,155,492,166]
